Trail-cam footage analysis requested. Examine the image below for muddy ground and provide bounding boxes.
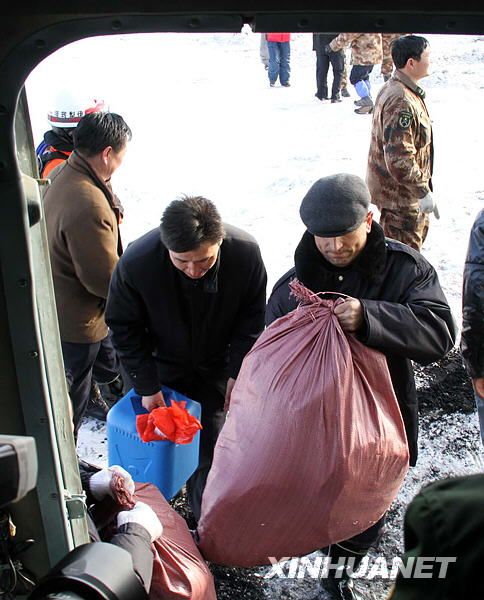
[170,348,482,600]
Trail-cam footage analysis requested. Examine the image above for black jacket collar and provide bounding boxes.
[294,221,387,291]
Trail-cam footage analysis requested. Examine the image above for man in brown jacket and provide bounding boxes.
[44,111,132,436]
[329,32,383,114]
[366,35,439,251]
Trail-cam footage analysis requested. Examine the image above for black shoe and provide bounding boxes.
[282,82,290,87]
[341,87,351,98]
[270,82,275,87]
[85,382,110,420]
[98,375,124,404]
[323,573,360,600]
[331,95,342,103]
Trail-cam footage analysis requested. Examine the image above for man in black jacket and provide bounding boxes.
[266,174,456,600]
[105,195,267,521]
[461,208,484,445]
[312,33,345,102]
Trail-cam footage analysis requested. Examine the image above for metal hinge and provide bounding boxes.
[64,490,87,520]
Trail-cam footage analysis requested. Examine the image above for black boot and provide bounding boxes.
[85,381,111,420]
[320,544,368,600]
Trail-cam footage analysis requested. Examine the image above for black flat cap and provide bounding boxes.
[299,173,371,237]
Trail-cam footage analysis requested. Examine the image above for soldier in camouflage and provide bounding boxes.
[366,35,439,251]
[329,33,383,114]
[380,33,402,81]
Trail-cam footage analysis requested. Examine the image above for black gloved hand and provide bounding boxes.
[324,44,332,55]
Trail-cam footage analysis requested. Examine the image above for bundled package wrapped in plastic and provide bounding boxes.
[197,281,409,567]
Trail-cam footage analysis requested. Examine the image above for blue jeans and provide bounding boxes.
[475,391,484,445]
[268,41,290,85]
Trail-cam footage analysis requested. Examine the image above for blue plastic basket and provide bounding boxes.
[107,386,201,500]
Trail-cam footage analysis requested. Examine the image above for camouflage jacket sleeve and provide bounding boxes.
[381,95,431,198]
[329,32,357,52]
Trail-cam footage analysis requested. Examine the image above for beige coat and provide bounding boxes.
[330,33,383,66]
[43,151,122,343]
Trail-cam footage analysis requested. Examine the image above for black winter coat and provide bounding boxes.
[105,224,267,398]
[312,33,340,52]
[266,223,456,466]
[461,208,484,379]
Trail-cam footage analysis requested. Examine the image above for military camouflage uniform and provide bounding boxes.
[341,60,348,90]
[381,33,402,79]
[329,32,383,66]
[366,70,433,251]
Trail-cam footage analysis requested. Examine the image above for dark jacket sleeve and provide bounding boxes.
[360,262,457,364]
[265,269,298,326]
[79,461,154,593]
[110,523,154,593]
[105,260,160,396]
[228,245,267,378]
[461,209,484,379]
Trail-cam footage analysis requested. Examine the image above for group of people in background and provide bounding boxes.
[259,31,401,107]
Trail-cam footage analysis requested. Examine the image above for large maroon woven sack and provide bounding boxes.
[135,483,217,600]
[197,282,409,567]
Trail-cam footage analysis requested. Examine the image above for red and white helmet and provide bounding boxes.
[47,90,105,128]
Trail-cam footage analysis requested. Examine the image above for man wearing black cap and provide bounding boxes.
[266,173,456,600]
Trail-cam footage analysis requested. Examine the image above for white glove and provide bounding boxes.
[117,501,163,542]
[419,192,440,219]
[89,466,135,501]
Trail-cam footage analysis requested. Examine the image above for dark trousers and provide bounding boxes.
[62,339,105,438]
[315,49,344,99]
[92,334,119,384]
[181,377,226,523]
[323,514,387,570]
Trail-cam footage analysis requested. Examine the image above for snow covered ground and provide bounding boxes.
[25,29,484,599]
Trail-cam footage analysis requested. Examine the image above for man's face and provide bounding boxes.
[168,241,221,279]
[314,212,373,267]
[410,46,431,81]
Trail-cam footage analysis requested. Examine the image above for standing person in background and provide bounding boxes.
[366,35,438,251]
[266,32,291,87]
[44,111,132,437]
[381,33,403,81]
[461,208,484,445]
[312,33,345,103]
[259,33,269,70]
[329,33,383,114]
[36,91,105,178]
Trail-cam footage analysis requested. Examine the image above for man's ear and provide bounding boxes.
[366,211,373,233]
[101,146,113,164]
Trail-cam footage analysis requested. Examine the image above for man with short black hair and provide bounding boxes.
[106,195,267,521]
[44,111,132,437]
[266,173,456,600]
[366,35,438,251]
